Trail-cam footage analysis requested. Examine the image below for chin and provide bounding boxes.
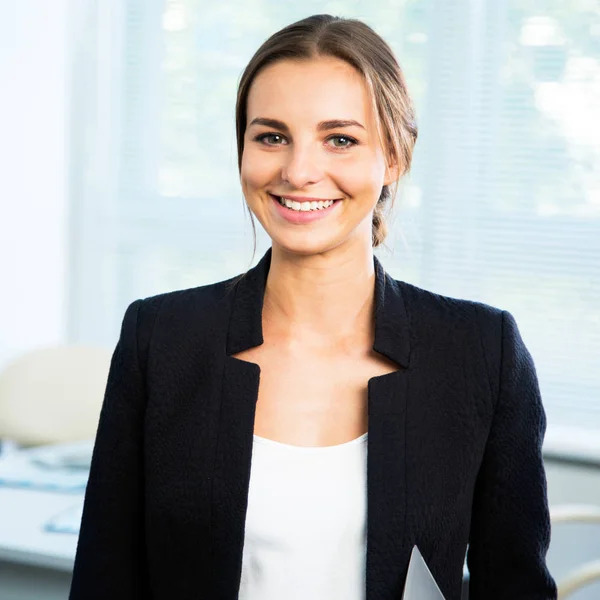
[269,228,352,259]
[272,237,335,258]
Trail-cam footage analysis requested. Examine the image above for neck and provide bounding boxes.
[263,242,376,348]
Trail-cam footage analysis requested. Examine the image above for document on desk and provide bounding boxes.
[44,499,84,534]
[402,546,446,600]
[0,441,92,493]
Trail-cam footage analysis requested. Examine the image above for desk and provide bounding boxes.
[0,488,79,600]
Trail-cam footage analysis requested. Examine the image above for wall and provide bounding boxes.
[0,0,71,371]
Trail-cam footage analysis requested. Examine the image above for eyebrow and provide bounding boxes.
[248,117,366,132]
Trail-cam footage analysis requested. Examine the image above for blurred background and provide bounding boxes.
[0,0,598,598]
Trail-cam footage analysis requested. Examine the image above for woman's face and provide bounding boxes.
[240,56,397,257]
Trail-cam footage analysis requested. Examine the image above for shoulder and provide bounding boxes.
[394,278,509,391]
[138,274,239,319]
[395,278,535,404]
[394,277,504,336]
[120,274,242,354]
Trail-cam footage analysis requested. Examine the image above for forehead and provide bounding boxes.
[246,57,374,126]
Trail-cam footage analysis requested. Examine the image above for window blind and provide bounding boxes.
[71,0,600,436]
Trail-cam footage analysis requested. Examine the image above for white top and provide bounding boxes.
[239,432,368,600]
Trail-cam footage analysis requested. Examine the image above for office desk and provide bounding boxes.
[0,488,79,600]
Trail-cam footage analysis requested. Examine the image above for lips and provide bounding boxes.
[271,194,341,202]
[277,196,333,212]
[269,193,341,212]
[269,193,341,224]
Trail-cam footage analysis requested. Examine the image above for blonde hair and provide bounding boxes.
[236,14,418,247]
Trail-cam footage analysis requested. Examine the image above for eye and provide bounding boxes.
[254,132,288,146]
[326,135,358,149]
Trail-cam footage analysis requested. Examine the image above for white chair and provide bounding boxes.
[0,345,112,447]
[551,504,600,599]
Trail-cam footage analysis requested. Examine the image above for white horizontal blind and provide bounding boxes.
[71,0,600,433]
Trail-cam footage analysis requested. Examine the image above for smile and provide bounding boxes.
[269,193,342,224]
[274,195,337,212]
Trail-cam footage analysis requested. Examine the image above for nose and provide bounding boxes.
[281,143,324,189]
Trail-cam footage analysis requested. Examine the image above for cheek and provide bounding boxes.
[334,155,386,199]
[240,146,279,193]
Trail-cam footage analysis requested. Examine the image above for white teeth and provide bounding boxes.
[278,197,335,212]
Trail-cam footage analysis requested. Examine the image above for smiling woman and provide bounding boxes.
[69,13,557,600]
[239,57,399,252]
[236,20,418,251]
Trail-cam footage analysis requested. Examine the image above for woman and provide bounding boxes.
[70,14,557,600]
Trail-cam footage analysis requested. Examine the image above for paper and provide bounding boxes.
[0,440,92,493]
[402,546,446,600]
[43,499,84,534]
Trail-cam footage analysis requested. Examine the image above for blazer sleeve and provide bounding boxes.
[467,310,557,599]
[69,299,153,599]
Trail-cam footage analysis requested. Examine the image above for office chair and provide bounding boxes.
[0,345,112,447]
[551,504,600,599]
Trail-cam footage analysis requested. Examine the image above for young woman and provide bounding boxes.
[69,14,557,600]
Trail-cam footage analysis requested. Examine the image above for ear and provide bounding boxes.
[383,159,400,187]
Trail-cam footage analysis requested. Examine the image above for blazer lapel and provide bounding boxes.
[367,260,413,599]
[210,355,260,598]
[210,249,414,600]
[210,250,270,598]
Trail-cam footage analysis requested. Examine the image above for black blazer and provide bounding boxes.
[69,248,557,600]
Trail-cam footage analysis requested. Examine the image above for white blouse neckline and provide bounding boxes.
[252,432,368,451]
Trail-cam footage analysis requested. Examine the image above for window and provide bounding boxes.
[70,0,600,438]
